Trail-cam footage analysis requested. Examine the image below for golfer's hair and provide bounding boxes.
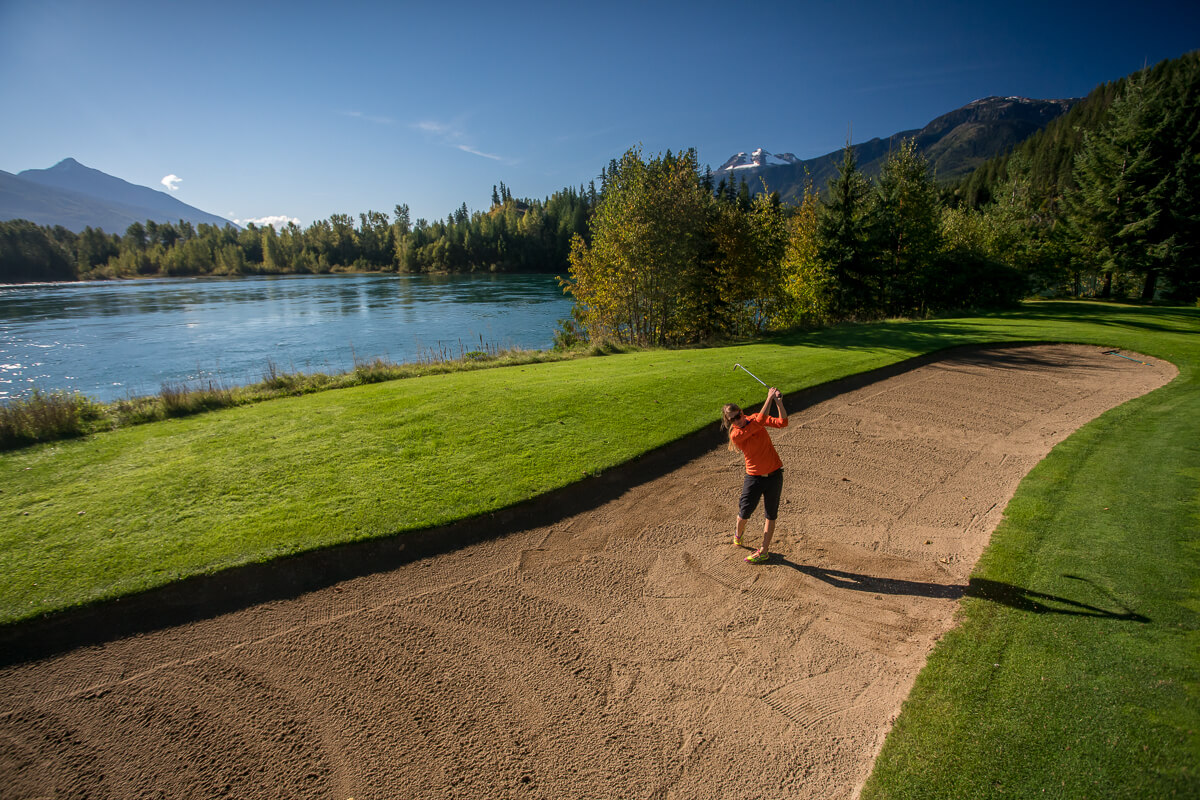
[721,404,741,452]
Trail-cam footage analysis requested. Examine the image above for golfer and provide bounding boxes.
[722,387,788,563]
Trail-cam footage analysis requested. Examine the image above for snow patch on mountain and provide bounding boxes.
[716,148,802,172]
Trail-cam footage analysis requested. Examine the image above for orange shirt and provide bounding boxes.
[729,412,788,475]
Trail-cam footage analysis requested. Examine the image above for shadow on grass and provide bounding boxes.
[772,559,1150,622]
[1010,302,1200,335]
[968,576,1150,622]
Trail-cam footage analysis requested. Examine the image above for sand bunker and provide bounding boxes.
[0,344,1175,799]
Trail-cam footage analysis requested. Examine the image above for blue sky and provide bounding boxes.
[2,0,1196,228]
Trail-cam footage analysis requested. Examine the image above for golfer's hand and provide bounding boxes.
[769,387,781,401]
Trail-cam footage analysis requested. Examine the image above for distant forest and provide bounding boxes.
[2,53,1197,329]
[0,181,593,283]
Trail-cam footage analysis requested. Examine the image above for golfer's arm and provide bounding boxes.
[776,397,788,422]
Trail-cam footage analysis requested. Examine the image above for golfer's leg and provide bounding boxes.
[736,475,760,545]
[761,518,775,552]
[759,470,783,553]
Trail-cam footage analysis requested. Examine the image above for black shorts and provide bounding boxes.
[739,469,783,521]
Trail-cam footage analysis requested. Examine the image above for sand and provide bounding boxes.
[0,344,1175,799]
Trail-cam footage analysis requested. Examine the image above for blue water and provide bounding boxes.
[0,273,575,403]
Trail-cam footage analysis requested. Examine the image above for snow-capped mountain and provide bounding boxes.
[716,148,802,173]
[712,96,1078,202]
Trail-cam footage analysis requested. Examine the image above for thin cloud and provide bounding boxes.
[414,120,454,135]
[456,144,503,161]
[413,118,512,164]
[340,110,397,125]
[161,174,182,191]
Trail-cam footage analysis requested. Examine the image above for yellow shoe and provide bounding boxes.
[745,549,770,564]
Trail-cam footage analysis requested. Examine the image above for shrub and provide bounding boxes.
[0,390,100,448]
[159,380,235,417]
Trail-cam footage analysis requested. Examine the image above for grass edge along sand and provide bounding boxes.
[860,306,1199,798]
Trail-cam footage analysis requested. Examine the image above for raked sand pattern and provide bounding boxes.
[0,344,1175,799]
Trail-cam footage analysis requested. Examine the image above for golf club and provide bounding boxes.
[733,363,768,387]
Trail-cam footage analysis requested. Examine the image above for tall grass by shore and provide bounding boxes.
[0,390,104,449]
[0,338,639,452]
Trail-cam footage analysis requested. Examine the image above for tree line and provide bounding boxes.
[562,53,1199,346]
[4,53,1196,336]
[561,140,1022,347]
[0,184,594,283]
[948,51,1198,302]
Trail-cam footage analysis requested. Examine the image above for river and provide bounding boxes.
[0,273,574,403]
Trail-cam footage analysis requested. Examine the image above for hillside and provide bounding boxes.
[952,52,1200,207]
[717,96,1077,202]
[1,158,235,233]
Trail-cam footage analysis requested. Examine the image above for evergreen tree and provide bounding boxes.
[870,139,942,315]
[1065,67,1182,300]
[1148,54,1200,302]
[736,177,751,210]
[816,143,878,318]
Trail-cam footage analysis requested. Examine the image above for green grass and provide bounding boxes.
[861,308,1200,797]
[0,343,586,451]
[1,301,1197,794]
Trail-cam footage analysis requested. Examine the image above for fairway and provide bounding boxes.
[0,343,1174,799]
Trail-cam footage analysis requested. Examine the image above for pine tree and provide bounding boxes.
[1149,54,1200,302]
[1061,58,1200,301]
[816,143,878,318]
[1066,71,1157,297]
[870,139,942,315]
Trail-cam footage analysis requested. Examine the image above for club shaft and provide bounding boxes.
[736,364,767,386]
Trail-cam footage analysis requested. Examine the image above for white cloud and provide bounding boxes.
[161,174,182,191]
[234,215,301,230]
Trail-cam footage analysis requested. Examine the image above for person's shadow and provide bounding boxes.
[772,557,1149,622]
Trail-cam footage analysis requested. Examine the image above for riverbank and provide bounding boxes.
[1,271,574,413]
[0,341,602,451]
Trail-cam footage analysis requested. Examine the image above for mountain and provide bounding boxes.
[0,158,236,233]
[715,96,1079,203]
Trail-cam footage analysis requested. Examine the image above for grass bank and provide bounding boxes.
[861,307,1199,797]
[2,301,1197,794]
